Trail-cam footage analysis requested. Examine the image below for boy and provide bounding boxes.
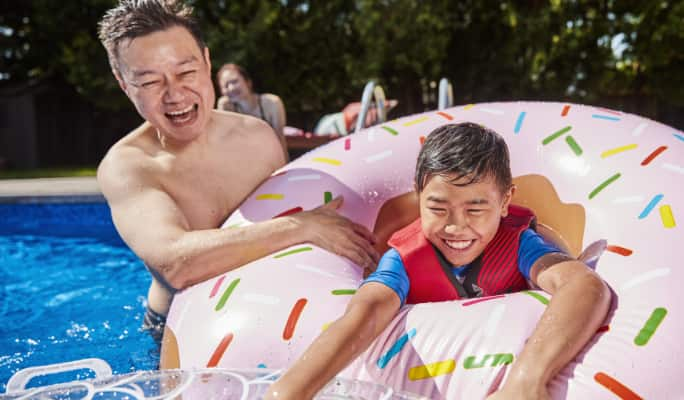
[268,123,610,400]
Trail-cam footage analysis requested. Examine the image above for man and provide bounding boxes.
[96,0,379,341]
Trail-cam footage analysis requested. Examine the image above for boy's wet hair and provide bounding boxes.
[415,122,512,194]
[98,0,205,73]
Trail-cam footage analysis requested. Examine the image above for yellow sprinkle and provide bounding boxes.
[321,322,331,331]
[660,204,676,228]
[256,194,284,200]
[463,104,475,110]
[402,116,429,127]
[312,157,342,166]
[600,143,638,158]
[408,359,456,380]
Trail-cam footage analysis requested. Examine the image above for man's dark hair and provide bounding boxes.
[98,0,205,73]
[415,122,512,194]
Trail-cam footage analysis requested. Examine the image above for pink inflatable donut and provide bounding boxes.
[162,102,682,399]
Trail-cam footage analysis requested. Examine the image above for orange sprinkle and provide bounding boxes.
[594,372,643,400]
[641,146,668,166]
[283,298,307,340]
[606,245,633,256]
[419,136,426,145]
[206,333,234,367]
[436,111,454,120]
[561,105,570,116]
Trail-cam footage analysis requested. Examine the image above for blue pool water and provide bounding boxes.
[0,202,158,393]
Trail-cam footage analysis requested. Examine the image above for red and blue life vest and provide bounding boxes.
[387,205,535,304]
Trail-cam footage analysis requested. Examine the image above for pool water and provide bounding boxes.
[0,202,158,393]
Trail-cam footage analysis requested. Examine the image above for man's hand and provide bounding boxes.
[485,381,551,400]
[289,196,380,271]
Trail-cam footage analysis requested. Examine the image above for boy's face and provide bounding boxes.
[419,173,513,266]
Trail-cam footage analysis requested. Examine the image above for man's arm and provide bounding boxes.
[98,156,379,290]
[266,282,401,400]
[488,254,611,399]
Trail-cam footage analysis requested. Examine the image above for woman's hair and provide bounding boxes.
[415,122,512,194]
[216,63,252,87]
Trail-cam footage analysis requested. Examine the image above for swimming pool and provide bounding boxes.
[0,202,158,393]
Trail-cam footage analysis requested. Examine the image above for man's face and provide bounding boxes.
[419,173,513,266]
[115,26,215,143]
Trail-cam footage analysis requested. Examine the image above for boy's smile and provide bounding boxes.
[419,174,514,266]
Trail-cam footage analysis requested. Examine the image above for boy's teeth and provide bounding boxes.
[446,239,473,250]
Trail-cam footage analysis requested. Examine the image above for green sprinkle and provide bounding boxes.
[324,191,333,204]
[226,223,242,229]
[565,135,583,156]
[523,291,549,305]
[331,289,357,295]
[381,126,399,136]
[542,126,572,145]
[215,278,240,311]
[274,246,313,259]
[634,307,667,346]
[589,173,621,199]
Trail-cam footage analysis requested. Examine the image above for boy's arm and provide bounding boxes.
[488,254,611,399]
[266,282,401,400]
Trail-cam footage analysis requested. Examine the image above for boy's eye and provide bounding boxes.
[429,208,446,215]
[468,209,484,215]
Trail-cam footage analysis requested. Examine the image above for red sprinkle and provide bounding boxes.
[437,111,454,120]
[596,325,610,334]
[419,136,426,145]
[283,298,308,340]
[606,245,633,256]
[206,333,234,367]
[209,275,226,298]
[641,146,667,166]
[594,372,643,400]
[561,105,570,117]
[344,138,351,150]
[273,206,304,218]
[462,295,506,306]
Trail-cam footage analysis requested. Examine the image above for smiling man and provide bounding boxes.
[96,0,379,343]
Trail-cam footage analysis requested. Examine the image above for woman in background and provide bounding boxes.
[216,63,288,160]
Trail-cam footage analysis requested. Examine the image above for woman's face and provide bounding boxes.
[219,68,251,101]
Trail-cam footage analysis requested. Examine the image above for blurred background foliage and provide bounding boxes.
[1,0,683,131]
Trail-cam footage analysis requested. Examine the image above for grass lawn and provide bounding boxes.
[0,167,97,179]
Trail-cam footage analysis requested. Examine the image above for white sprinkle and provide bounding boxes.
[620,268,671,291]
[484,304,507,338]
[242,293,280,305]
[287,174,321,182]
[631,122,648,137]
[295,264,338,279]
[367,128,377,142]
[480,108,505,115]
[365,150,393,163]
[662,163,684,175]
[612,196,645,204]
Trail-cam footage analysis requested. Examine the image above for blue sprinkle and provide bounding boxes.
[257,363,267,368]
[376,328,416,369]
[514,111,527,134]
[638,194,664,219]
[591,114,621,121]
[674,133,684,142]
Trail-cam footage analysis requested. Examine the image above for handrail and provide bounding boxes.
[354,80,388,133]
[438,78,453,110]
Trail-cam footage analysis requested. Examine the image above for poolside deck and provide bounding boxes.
[0,177,103,203]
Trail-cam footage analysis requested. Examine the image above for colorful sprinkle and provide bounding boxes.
[480,108,504,115]
[601,144,638,158]
[484,304,507,338]
[226,223,243,229]
[513,111,526,134]
[381,126,399,136]
[462,295,505,306]
[403,116,429,127]
[312,157,342,166]
[257,363,267,368]
[597,325,610,334]
[377,328,417,369]
[662,163,684,175]
[321,322,331,331]
[620,268,670,291]
[561,105,570,116]
[283,298,307,340]
[589,173,621,199]
[274,246,313,259]
[344,138,351,151]
[209,276,226,299]
[631,122,648,137]
[419,136,426,145]
[638,194,664,219]
[436,111,453,120]
[215,278,241,312]
[287,174,321,182]
[634,307,667,346]
[206,333,234,368]
[523,291,549,305]
[331,289,356,295]
[641,146,667,166]
[592,114,621,121]
[594,372,643,400]
[542,126,572,145]
[463,104,474,110]
[408,359,456,380]
[660,204,676,228]
[273,206,303,218]
[596,107,622,116]
[606,245,633,256]
[463,353,514,369]
[365,150,393,163]
[565,135,583,156]
[324,191,333,204]
[295,264,337,278]
[256,193,284,200]
[674,133,684,142]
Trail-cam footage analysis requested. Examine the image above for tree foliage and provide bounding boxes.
[1,0,682,128]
